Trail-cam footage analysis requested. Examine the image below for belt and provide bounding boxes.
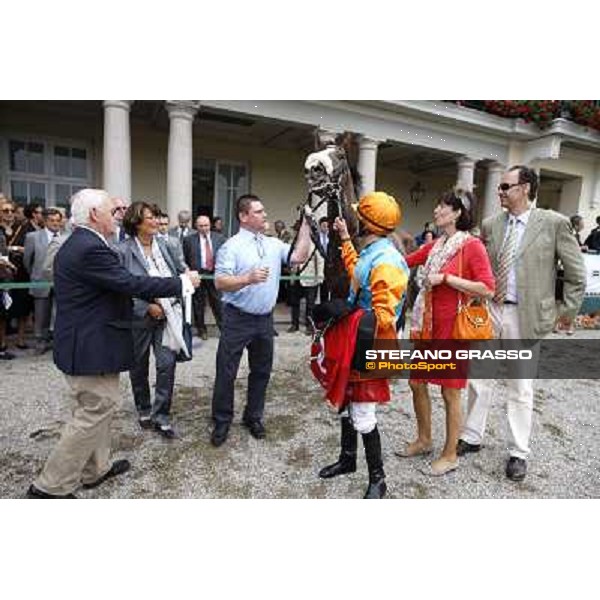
[223,303,272,318]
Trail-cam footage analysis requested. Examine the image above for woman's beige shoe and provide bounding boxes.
[420,458,459,476]
[395,441,433,458]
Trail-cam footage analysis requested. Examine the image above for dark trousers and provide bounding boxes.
[211,303,274,426]
[289,283,318,328]
[33,293,53,341]
[319,281,330,304]
[192,273,222,334]
[129,322,177,426]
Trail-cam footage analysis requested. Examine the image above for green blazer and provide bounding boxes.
[482,207,585,339]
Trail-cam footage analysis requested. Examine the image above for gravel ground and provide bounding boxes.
[1,329,599,499]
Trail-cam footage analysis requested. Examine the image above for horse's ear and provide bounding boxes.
[315,128,337,150]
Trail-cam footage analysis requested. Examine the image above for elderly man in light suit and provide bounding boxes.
[23,208,65,354]
[458,165,585,481]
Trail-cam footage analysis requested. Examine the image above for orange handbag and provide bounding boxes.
[450,247,494,341]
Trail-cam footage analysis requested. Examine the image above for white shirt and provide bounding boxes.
[503,208,531,303]
[320,232,329,251]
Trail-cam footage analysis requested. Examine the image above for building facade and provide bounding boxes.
[1,100,600,237]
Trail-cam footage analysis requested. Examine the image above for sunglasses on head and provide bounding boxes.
[497,182,522,192]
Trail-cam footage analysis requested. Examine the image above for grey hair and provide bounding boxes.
[70,188,110,226]
[178,210,191,220]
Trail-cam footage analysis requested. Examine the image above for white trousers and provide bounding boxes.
[462,304,538,460]
[341,403,377,434]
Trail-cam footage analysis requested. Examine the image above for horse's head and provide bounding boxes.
[301,138,361,300]
[304,146,348,195]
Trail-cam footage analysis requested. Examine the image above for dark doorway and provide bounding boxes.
[192,159,216,220]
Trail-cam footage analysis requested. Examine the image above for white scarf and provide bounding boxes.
[135,237,191,358]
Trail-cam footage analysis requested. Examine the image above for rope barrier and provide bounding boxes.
[0,274,324,291]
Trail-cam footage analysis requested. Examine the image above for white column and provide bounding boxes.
[482,161,504,221]
[166,101,199,221]
[531,165,541,208]
[102,100,132,200]
[357,136,380,197]
[592,163,600,210]
[456,156,477,192]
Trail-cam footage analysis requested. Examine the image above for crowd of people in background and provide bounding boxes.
[0,169,593,498]
[0,188,594,365]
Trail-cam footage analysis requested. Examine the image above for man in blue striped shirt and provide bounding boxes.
[210,194,312,446]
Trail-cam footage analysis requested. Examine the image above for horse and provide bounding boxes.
[299,131,361,300]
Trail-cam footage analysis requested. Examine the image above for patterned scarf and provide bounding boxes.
[410,231,471,340]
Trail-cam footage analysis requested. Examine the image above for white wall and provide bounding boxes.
[377,165,457,235]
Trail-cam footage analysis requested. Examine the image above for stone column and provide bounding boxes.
[102,100,132,200]
[166,101,199,221]
[531,165,541,208]
[456,156,477,192]
[592,163,600,210]
[482,161,504,221]
[357,136,380,197]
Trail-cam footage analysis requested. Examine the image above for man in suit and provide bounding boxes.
[212,215,226,237]
[157,211,188,271]
[584,215,600,252]
[111,197,129,243]
[458,166,585,481]
[287,245,322,334]
[27,188,199,499]
[169,209,192,243]
[23,208,65,354]
[183,214,225,339]
[317,217,330,303]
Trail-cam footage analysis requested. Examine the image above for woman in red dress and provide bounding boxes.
[398,190,495,476]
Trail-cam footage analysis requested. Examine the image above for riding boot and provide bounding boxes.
[319,416,357,478]
[362,426,387,499]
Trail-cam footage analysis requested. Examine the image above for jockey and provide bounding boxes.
[317,191,409,498]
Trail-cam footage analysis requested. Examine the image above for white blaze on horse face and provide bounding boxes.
[305,148,335,176]
[304,148,338,191]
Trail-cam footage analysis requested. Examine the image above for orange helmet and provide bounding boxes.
[355,191,401,235]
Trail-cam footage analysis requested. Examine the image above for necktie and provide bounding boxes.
[254,235,265,260]
[494,218,518,303]
[204,235,213,271]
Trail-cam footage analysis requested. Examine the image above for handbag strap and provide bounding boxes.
[455,242,489,313]
[456,245,465,311]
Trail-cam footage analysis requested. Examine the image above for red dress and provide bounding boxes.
[406,237,495,388]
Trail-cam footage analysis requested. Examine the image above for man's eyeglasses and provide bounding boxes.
[111,206,127,216]
[2,208,14,214]
[497,183,522,193]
